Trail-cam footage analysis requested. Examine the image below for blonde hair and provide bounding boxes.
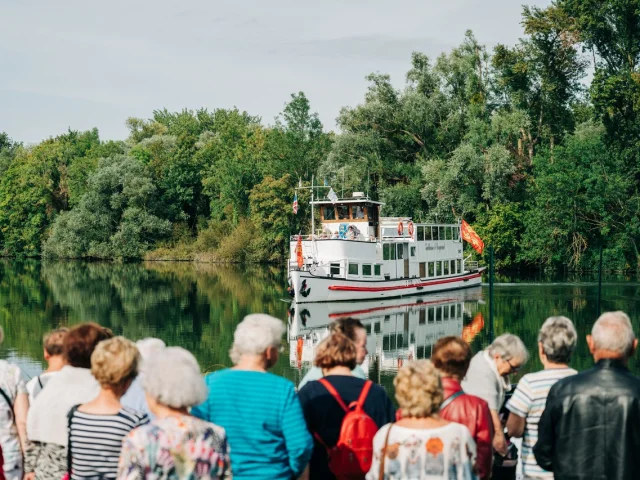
[314,332,357,370]
[394,360,443,418]
[90,336,140,389]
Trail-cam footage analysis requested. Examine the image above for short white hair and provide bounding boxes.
[538,316,577,364]
[136,338,166,361]
[142,347,207,408]
[487,333,529,365]
[592,311,635,357]
[229,314,285,364]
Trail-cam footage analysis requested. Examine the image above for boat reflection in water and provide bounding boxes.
[287,286,485,387]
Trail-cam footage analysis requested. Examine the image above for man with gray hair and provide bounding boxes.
[534,311,640,480]
[462,333,529,457]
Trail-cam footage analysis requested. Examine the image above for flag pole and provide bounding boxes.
[310,174,314,239]
[489,245,494,343]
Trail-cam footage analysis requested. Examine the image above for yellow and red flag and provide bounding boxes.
[461,220,484,254]
[295,235,304,268]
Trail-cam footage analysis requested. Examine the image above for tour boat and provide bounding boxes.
[288,193,485,304]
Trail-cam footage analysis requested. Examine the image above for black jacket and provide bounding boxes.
[533,359,640,480]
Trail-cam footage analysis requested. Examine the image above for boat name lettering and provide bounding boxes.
[425,244,446,251]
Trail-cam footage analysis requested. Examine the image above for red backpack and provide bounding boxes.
[313,378,379,479]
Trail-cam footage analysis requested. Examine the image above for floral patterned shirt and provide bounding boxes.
[367,422,477,480]
[117,415,230,480]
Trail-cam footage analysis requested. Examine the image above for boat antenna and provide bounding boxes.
[342,167,345,199]
[366,167,370,199]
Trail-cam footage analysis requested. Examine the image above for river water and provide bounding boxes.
[1,260,640,396]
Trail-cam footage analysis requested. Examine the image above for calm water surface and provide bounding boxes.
[1,260,640,396]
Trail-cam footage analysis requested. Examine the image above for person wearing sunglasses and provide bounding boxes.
[461,334,529,460]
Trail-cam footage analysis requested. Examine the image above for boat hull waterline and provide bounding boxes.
[289,268,485,303]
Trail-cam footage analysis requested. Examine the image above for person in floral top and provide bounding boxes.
[117,347,230,480]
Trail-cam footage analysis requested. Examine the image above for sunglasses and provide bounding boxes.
[506,358,521,373]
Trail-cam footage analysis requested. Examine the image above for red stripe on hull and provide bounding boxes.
[328,297,457,318]
[327,272,482,292]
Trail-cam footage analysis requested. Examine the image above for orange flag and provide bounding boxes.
[461,220,484,254]
[295,236,304,268]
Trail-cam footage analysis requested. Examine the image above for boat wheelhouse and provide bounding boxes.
[288,193,484,303]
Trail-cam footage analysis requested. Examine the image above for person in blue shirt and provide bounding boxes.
[192,314,313,480]
[121,337,166,419]
[298,317,368,390]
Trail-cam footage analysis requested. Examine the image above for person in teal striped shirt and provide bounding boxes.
[192,314,313,479]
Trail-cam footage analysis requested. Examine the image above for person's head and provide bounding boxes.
[587,311,637,362]
[135,338,166,363]
[314,332,357,371]
[432,336,471,380]
[330,317,367,364]
[91,336,140,397]
[64,322,114,369]
[43,328,69,362]
[487,333,529,376]
[142,347,207,414]
[394,360,443,418]
[538,316,577,366]
[229,314,285,369]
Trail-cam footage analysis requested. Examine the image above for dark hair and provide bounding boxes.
[432,336,472,379]
[330,317,365,342]
[63,322,114,368]
[314,332,357,370]
[44,328,69,356]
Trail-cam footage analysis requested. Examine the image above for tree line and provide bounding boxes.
[1,0,639,271]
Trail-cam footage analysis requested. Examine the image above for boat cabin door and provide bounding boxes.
[403,243,409,278]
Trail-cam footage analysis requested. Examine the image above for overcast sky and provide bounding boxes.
[1,0,550,144]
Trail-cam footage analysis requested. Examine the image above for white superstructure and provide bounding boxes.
[288,194,483,303]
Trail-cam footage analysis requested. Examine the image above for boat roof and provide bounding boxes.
[311,198,384,206]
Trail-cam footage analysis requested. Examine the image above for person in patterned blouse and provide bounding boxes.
[117,347,230,480]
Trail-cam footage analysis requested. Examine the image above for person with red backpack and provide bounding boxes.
[298,332,395,480]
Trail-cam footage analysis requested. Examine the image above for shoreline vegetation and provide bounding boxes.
[2,3,640,272]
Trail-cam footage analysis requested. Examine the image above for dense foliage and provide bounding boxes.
[2,1,640,271]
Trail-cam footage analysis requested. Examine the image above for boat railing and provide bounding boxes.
[465,261,479,271]
[289,234,377,242]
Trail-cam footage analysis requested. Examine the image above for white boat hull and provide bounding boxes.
[289,269,485,303]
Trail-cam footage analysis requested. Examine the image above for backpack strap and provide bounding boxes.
[318,378,349,412]
[351,380,373,411]
[37,375,43,389]
[67,404,81,477]
[0,387,14,421]
[440,389,465,411]
[378,424,393,480]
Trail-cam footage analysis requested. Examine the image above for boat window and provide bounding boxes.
[457,259,462,273]
[323,206,336,220]
[451,260,456,274]
[446,227,452,240]
[450,305,456,318]
[425,226,433,241]
[337,205,349,220]
[352,205,365,219]
[390,244,396,260]
[428,308,435,323]
[362,264,372,276]
[330,263,340,275]
[419,262,426,277]
[454,226,460,240]
[436,307,442,321]
[383,244,390,260]
[443,305,449,320]
[410,246,416,257]
[419,309,426,324]
[439,227,445,240]
[436,262,442,276]
[374,264,381,276]
[428,262,434,277]
[444,261,450,275]
[397,244,403,259]
[384,314,390,322]
[365,323,372,334]
[457,304,462,317]
[417,226,424,241]
[374,322,381,333]
[348,263,359,275]
[432,227,439,241]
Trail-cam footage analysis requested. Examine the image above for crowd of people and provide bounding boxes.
[0,310,636,479]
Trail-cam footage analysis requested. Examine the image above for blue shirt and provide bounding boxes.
[121,376,154,420]
[191,369,313,480]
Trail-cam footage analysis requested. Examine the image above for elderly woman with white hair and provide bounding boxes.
[192,314,313,480]
[461,333,529,457]
[117,347,229,479]
[505,317,578,479]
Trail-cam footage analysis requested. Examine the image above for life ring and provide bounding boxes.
[397,221,404,236]
[408,221,414,237]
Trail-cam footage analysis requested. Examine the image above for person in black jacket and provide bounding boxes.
[533,311,640,480]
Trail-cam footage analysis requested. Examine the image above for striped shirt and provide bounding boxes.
[506,367,577,478]
[69,407,148,480]
[191,369,313,480]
